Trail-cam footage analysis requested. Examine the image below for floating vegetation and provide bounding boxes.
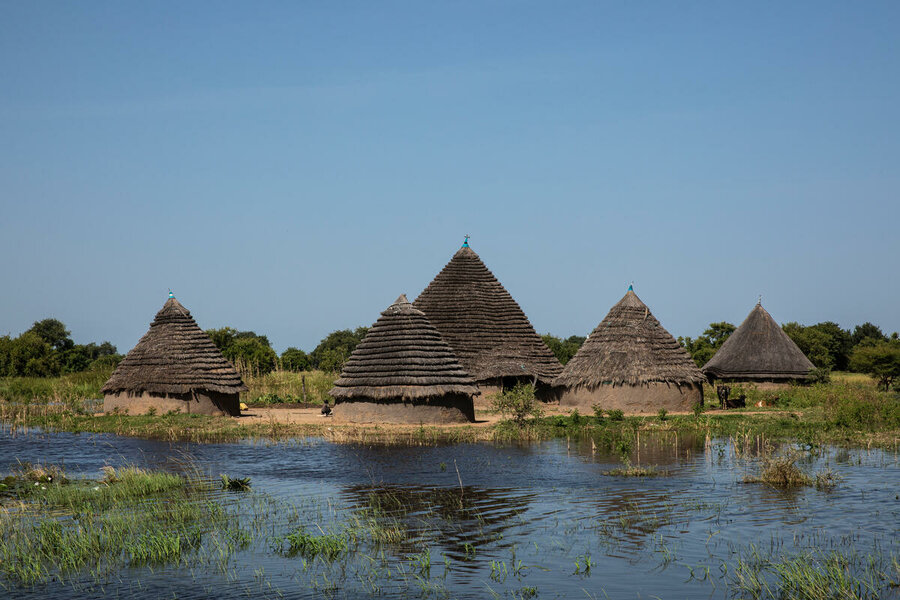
[220,474,252,491]
[603,463,665,477]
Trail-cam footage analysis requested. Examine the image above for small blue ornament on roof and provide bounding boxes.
[628,284,633,292]
[462,234,470,248]
[168,290,175,299]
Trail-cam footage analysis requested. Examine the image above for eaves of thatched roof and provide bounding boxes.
[330,295,480,400]
[554,288,706,388]
[413,244,562,384]
[102,296,247,396]
[702,303,815,381]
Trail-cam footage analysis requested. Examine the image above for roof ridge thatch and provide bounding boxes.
[330,294,480,400]
[702,302,815,380]
[101,296,247,396]
[553,289,706,388]
[413,243,562,384]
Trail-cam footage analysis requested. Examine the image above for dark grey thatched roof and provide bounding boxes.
[330,295,479,400]
[102,296,247,396]
[554,288,706,388]
[702,303,815,381]
[413,244,562,384]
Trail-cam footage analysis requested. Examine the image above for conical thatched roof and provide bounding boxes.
[702,303,815,381]
[413,243,562,384]
[554,288,706,388]
[330,295,480,400]
[102,296,246,395]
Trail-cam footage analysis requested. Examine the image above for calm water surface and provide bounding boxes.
[1,428,897,599]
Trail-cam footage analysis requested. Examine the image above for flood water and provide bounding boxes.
[1,428,898,599]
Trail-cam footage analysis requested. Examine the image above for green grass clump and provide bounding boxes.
[730,546,896,600]
[278,529,350,560]
[603,463,664,477]
[220,474,252,491]
[743,453,831,489]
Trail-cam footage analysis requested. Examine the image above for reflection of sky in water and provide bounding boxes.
[1,429,897,599]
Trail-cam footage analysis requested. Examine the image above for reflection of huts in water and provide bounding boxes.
[554,287,705,413]
[330,295,478,424]
[413,240,562,400]
[341,484,533,559]
[102,295,245,416]
[702,301,815,389]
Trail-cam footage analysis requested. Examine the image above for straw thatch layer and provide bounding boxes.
[102,297,247,396]
[554,289,706,388]
[332,394,475,424]
[413,245,562,384]
[330,295,479,401]
[702,303,815,382]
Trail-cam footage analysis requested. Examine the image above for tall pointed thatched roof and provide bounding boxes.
[102,295,246,396]
[554,288,706,388]
[413,242,562,384]
[330,295,479,400]
[702,302,815,381]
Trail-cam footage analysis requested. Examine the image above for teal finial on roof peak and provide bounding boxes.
[168,290,175,299]
[462,234,470,248]
[628,283,633,292]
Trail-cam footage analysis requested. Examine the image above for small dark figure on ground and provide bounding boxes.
[726,394,746,409]
[717,385,731,409]
[321,401,332,417]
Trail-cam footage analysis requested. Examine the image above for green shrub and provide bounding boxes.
[607,409,625,421]
[491,384,543,425]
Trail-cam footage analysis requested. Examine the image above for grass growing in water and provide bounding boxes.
[278,529,350,560]
[729,545,897,599]
[0,465,250,586]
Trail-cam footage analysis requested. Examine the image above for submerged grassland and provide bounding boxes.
[0,464,252,587]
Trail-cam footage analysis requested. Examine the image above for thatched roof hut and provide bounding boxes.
[413,241,562,394]
[554,287,705,413]
[330,295,478,423]
[102,294,245,416]
[702,302,815,385]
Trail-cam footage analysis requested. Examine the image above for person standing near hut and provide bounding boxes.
[702,301,816,389]
[102,293,246,416]
[554,286,705,413]
[414,237,562,401]
[329,294,479,424]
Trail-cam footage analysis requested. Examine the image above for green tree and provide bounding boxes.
[851,322,886,347]
[783,322,835,369]
[849,340,900,391]
[206,327,277,375]
[309,328,368,371]
[280,347,310,372]
[678,322,736,367]
[10,332,58,376]
[810,321,852,371]
[541,334,585,365]
[27,318,74,351]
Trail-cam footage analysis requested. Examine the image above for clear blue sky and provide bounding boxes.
[1,1,898,353]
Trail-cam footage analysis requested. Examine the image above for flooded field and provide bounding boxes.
[1,428,897,599]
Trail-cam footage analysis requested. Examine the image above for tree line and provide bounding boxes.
[3,317,897,390]
[0,319,120,377]
[205,327,370,376]
[679,321,900,390]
